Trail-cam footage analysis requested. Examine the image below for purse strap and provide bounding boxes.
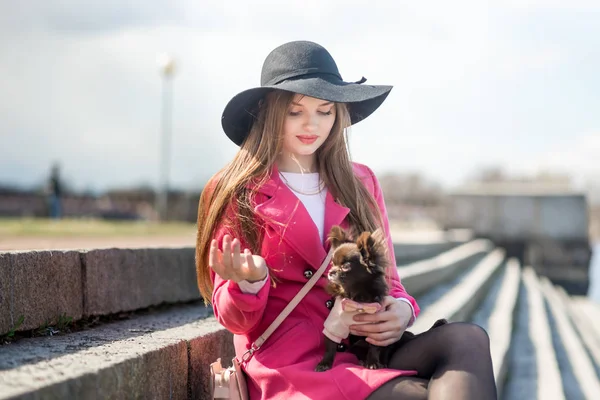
[240,248,334,362]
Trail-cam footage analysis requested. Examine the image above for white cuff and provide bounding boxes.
[237,272,269,294]
[396,297,417,327]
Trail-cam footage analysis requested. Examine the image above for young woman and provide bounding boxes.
[196,41,497,400]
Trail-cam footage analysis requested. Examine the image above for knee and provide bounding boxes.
[442,322,490,354]
[368,377,428,400]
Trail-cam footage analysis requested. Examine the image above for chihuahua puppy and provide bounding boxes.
[315,225,447,372]
[316,225,390,372]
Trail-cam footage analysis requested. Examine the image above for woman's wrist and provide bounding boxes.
[237,269,269,294]
[244,268,268,283]
[395,297,416,327]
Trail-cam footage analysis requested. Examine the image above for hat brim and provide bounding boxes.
[221,76,392,146]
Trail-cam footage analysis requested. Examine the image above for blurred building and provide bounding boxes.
[444,181,592,295]
[0,186,200,223]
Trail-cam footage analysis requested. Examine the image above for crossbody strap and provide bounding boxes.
[240,248,334,362]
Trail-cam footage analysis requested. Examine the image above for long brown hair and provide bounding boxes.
[196,90,383,303]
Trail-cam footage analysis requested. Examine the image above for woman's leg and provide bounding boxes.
[384,322,497,399]
[367,376,429,400]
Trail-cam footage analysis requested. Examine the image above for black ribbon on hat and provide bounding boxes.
[354,77,367,84]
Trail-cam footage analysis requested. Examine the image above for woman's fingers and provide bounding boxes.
[243,250,268,282]
[231,238,242,271]
[222,235,232,268]
[353,322,404,346]
[366,334,402,347]
[364,330,400,342]
[351,320,394,335]
[241,249,255,280]
[209,240,228,279]
[353,310,390,324]
[211,237,267,282]
[244,249,256,269]
[208,239,217,268]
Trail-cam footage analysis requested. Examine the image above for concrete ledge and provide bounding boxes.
[540,278,600,399]
[83,247,199,316]
[488,258,521,399]
[2,235,487,336]
[522,267,564,400]
[411,247,505,333]
[0,247,201,336]
[556,290,600,368]
[0,251,83,335]
[189,328,237,400]
[571,296,600,339]
[392,229,473,264]
[0,303,233,400]
[394,242,457,264]
[399,239,493,296]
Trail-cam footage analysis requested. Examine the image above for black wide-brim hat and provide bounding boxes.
[222,41,393,146]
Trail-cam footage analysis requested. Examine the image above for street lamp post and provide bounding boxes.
[156,53,176,221]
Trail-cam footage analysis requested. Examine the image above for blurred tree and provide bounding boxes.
[379,172,443,207]
[473,166,507,183]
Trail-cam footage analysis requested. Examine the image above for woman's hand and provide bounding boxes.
[209,234,268,283]
[349,296,413,347]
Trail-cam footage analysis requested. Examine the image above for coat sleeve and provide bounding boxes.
[364,165,421,320]
[210,209,270,335]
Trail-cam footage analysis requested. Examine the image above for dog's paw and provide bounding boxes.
[315,362,332,372]
[361,360,384,370]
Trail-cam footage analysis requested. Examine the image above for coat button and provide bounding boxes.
[303,270,314,279]
[325,299,334,309]
[337,343,346,352]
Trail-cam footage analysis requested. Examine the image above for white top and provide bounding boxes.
[279,171,328,242]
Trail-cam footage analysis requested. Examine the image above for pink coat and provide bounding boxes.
[211,162,421,400]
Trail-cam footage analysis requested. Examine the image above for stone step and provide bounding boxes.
[0,248,199,337]
[0,304,233,400]
[0,242,496,400]
[521,266,565,400]
[554,289,600,372]
[1,242,597,400]
[411,247,505,333]
[392,228,473,264]
[500,267,538,400]
[487,258,521,399]
[539,277,600,399]
[571,296,600,340]
[398,239,493,296]
[0,234,482,337]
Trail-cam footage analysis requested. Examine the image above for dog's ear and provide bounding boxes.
[371,228,385,244]
[328,225,350,248]
[356,230,388,270]
[356,231,377,266]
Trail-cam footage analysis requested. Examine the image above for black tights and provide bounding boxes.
[367,322,497,400]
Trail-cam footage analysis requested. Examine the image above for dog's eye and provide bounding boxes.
[341,263,351,272]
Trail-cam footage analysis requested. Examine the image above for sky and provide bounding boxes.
[0,0,598,195]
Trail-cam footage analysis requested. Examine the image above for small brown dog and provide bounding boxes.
[315,225,447,372]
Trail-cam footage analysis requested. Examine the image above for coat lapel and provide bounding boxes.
[253,166,350,269]
[323,190,350,251]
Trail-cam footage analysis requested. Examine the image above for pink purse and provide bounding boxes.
[210,356,249,400]
[209,249,334,400]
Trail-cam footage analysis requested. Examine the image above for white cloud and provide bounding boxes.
[513,132,600,188]
[0,1,598,193]
[503,0,600,11]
